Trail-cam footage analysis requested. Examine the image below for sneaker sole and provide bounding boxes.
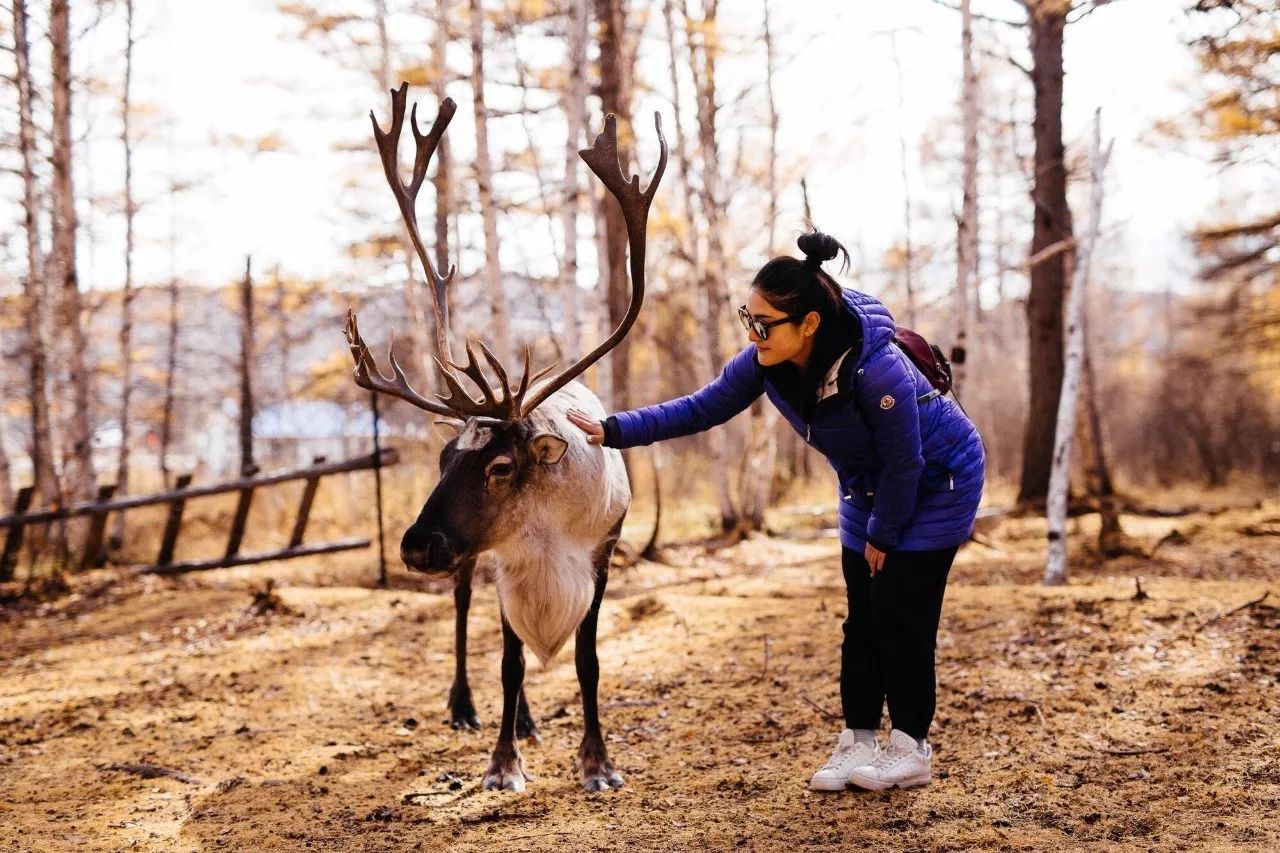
[846,772,931,792]
[809,776,853,792]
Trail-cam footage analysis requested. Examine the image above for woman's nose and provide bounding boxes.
[747,327,762,344]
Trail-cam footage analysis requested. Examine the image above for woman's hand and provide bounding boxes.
[566,408,606,445]
[865,542,887,575]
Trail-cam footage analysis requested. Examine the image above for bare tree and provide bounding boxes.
[238,257,257,476]
[469,0,511,365]
[686,0,739,532]
[593,0,635,409]
[953,0,979,392]
[51,0,96,502]
[560,0,590,360]
[1045,110,1110,587]
[13,0,59,506]
[886,28,917,327]
[433,0,455,346]
[113,0,138,544]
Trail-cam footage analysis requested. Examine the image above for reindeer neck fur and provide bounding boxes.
[487,382,629,664]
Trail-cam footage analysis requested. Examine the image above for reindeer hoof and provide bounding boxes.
[450,711,482,731]
[481,753,524,788]
[515,710,541,744]
[448,684,482,730]
[582,768,624,792]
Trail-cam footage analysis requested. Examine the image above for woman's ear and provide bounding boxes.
[802,310,822,337]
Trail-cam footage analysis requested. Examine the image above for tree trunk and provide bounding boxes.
[1019,1,1073,504]
[953,0,978,393]
[560,0,589,360]
[112,0,137,546]
[593,0,635,409]
[888,30,917,326]
[469,0,511,365]
[1044,111,1108,587]
[686,0,738,532]
[239,257,257,477]
[159,272,180,487]
[14,0,59,506]
[51,0,96,502]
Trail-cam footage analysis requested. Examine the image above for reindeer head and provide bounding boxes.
[345,84,664,575]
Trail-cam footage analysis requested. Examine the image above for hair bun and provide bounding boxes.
[797,230,841,269]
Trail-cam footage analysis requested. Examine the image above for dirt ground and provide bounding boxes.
[1,497,1277,852]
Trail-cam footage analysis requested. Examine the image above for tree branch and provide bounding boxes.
[927,0,1026,26]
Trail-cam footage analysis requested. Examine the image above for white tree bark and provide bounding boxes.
[469,0,510,365]
[888,29,916,327]
[953,0,979,394]
[13,0,58,506]
[560,0,589,361]
[1044,110,1111,587]
[113,0,137,544]
[51,0,96,503]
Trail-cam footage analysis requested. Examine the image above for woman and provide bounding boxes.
[567,229,985,792]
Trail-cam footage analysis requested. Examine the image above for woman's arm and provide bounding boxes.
[857,345,925,551]
[577,346,765,449]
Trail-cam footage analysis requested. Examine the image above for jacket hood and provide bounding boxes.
[841,288,897,367]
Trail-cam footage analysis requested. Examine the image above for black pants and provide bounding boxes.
[840,545,957,741]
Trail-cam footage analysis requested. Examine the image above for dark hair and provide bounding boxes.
[750,228,851,330]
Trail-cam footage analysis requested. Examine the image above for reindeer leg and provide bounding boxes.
[447,556,481,730]
[516,687,540,743]
[577,522,625,791]
[482,615,529,791]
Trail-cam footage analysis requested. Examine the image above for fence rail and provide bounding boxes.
[0,449,398,579]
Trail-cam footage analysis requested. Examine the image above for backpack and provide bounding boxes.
[891,328,963,409]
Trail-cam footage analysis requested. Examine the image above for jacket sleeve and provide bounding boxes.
[605,346,764,448]
[857,345,925,550]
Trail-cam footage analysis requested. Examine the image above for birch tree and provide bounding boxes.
[51,0,96,502]
[560,0,589,360]
[112,0,137,542]
[13,0,59,506]
[953,0,979,393]
[469,0,511,365]
[1044,110,1110,587]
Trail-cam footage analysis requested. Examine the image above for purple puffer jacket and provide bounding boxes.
[605,289,985,552]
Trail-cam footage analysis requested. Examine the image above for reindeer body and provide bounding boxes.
[481,384,629,663]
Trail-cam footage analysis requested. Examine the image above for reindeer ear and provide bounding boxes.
[433,419,463,441]
[530,433,569,465]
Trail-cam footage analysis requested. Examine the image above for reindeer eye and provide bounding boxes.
[487,460,514,479]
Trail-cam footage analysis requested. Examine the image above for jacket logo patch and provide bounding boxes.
[879,395,896,410]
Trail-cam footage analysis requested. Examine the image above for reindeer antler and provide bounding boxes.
[370,82,457,366]
[343,310,459,418]
[518,112,667,416]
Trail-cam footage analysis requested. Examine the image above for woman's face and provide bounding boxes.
[743,288,820,368]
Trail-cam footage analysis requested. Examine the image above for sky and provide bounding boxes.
[55,0,1221,305]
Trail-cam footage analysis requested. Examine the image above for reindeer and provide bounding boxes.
[343,83,665,792]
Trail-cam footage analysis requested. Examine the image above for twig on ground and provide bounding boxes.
[105,762,200,785]
[460,808,550,825]
[1195,591,1271,633]
[1132,577,1149,601]
[601,698,659,710]
[1095,745,1170,756]
[798,692,840,721]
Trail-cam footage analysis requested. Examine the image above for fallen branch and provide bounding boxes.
[105,762,200,785]
[798,692,840,721]
[1195,591,1271,632]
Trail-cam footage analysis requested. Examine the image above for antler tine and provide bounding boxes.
[343,310,459,418]
[519,111,668,417]
[370,82,458,366]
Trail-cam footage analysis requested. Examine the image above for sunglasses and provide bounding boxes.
[737,305,805,340]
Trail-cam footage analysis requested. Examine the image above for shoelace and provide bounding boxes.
[870,744,910,771]
[821,744,859,772]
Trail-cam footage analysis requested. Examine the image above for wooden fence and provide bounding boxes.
[0,449,397,579]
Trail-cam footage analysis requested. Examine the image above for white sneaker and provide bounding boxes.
[846,728,931,791]
[809,729,877,791]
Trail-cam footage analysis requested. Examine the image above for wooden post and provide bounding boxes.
[225,474,256,559]
[156,473,192,567]
[1,486,35,581]
[79,483,118,571]
[288,456,326,548]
